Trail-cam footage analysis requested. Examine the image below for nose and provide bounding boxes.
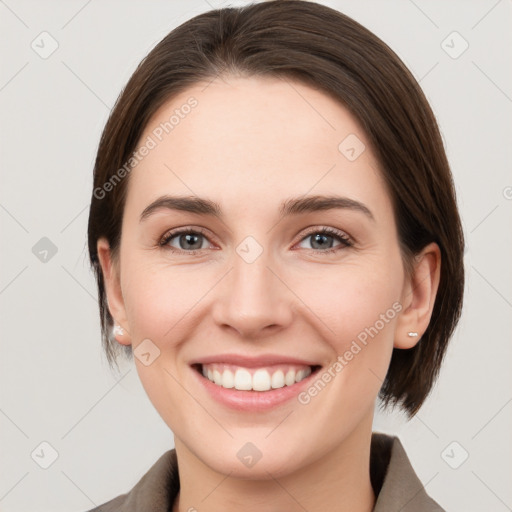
[211,250,294,339]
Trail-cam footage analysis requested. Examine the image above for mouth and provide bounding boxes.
[190,356,322,411]
[192,363,321,392]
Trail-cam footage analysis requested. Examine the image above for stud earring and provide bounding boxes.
[407,331,418,337]
[113,324,125,337]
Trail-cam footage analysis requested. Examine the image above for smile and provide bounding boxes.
[199,363,314,391]
[190,355,322,411]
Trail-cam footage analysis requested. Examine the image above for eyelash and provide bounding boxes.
[158,226,353,256]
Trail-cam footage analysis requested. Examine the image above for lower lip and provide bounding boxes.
[192,366,319,411]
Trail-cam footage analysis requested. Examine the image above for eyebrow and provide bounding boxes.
[139,194,375,223]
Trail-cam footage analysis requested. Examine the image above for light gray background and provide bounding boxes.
[1,0,511,511]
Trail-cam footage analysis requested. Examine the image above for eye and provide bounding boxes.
[159,227,212,254]
[158,226,353,256]
[296,227,353,254]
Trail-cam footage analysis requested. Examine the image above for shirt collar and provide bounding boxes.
[89,432,444,511]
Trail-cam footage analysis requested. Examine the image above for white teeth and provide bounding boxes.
[285,370,296,386]
[234,369,252,391]
[252,369,272,391]
[213,370,223,386]
[222,369,235,389]
[271,370,285,389]
[200,364,314,391]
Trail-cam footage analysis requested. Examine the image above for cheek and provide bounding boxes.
[291,270,402,426]
[296,262,403,346]
[293,257,404,405]
[121,260,214,341]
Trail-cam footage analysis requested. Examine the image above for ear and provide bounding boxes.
[96,237,131,346]
[394,242,441,349]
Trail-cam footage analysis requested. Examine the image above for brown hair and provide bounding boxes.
[87,0,464,417]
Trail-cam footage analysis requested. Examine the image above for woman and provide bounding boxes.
[86,1,464,510]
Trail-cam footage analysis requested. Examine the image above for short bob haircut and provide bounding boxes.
[87,0,464,417]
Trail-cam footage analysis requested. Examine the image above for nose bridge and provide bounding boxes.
[233,250,273,303]
[212,239,293,336]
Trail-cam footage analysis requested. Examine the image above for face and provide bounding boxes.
[99,76,418,478]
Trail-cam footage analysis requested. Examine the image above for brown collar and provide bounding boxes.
[88,433,444,511]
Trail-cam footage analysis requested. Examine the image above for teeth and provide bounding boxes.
[295,369,306,382]
[285,370,296,386]
[213,370,223,386]
[234,369,252,390]
[271,370,285,389]
[222,369,235,388]
[200,364,313,391]
[253,369,271,391]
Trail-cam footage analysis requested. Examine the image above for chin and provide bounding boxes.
[189,436,311,480]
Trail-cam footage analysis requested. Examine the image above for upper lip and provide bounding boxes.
[190,353,320,368]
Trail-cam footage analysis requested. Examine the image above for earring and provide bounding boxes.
[407,331,418,337]
[113,324,125,337]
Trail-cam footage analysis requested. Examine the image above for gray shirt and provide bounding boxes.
[86,432,445,511]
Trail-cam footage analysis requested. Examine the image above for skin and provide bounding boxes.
[97,76,441,512]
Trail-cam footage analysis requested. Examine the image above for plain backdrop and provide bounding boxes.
[1,1,511,511]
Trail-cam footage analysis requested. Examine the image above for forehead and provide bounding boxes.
[125,75,389,217]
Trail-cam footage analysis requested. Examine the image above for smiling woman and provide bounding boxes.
[86,1,464,511]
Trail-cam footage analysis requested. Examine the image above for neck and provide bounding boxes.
[172,418,376,512]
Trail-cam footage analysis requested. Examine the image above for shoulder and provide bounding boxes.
[84,449,179,512]
[371,432,445,512]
